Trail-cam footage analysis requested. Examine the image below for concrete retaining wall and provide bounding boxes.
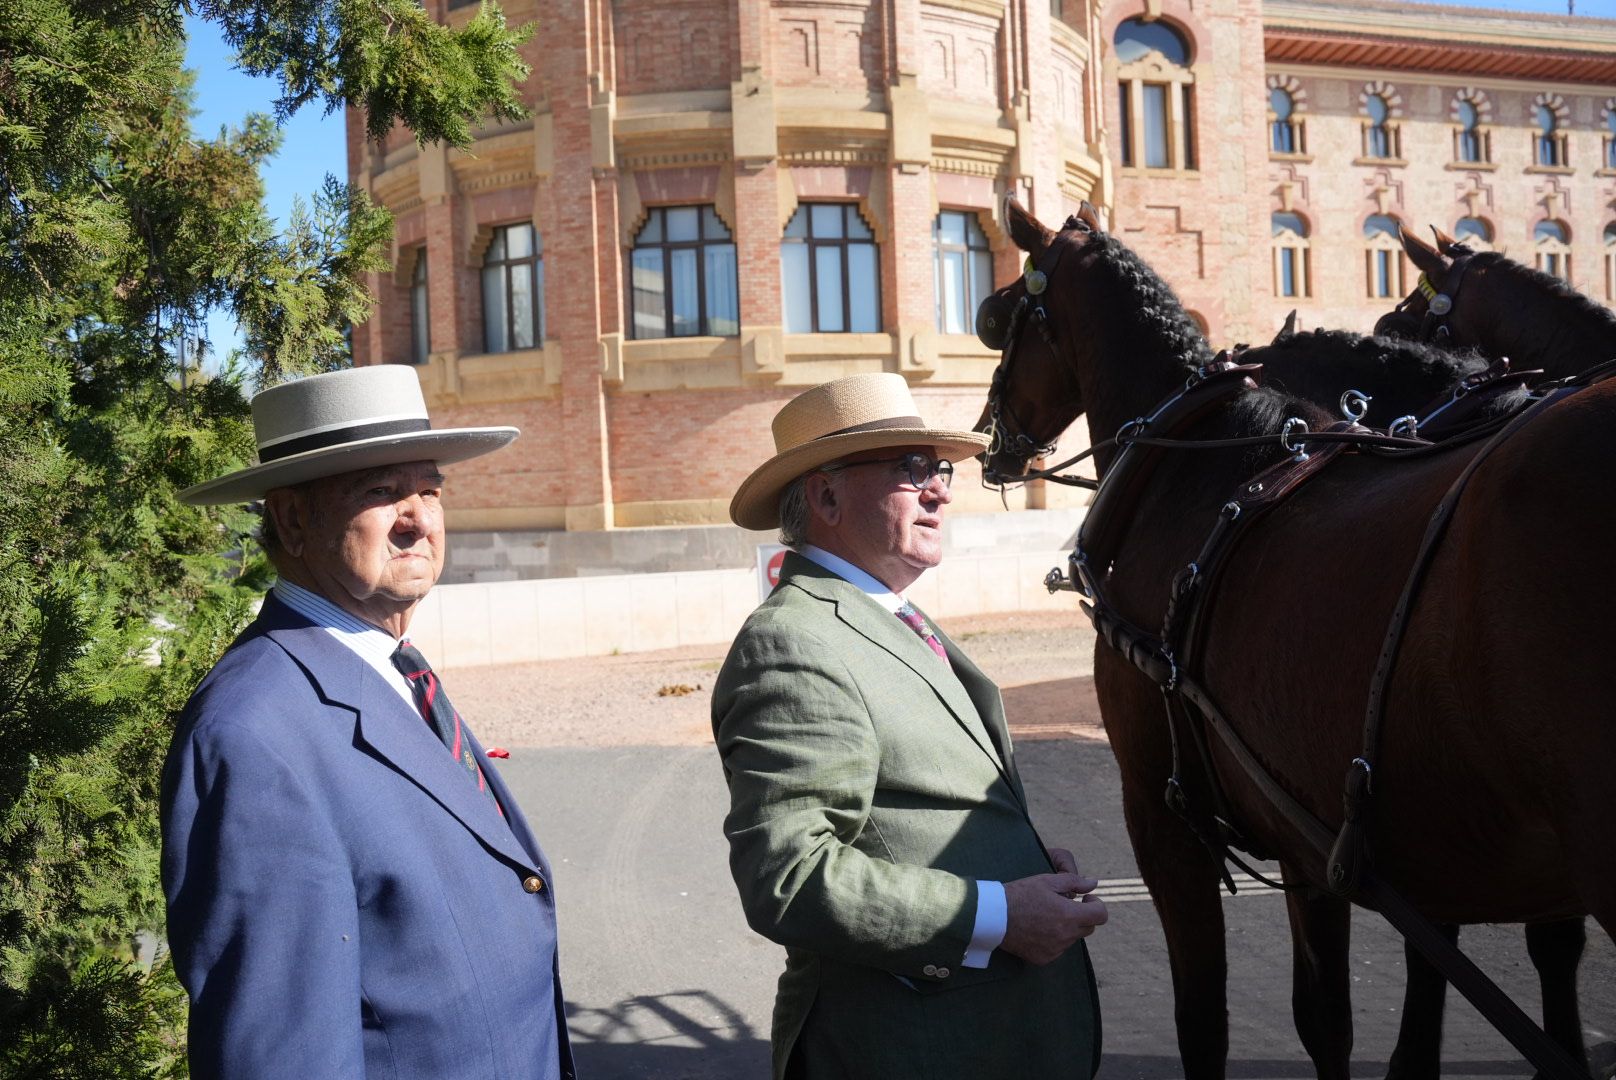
[411,548,1079,671]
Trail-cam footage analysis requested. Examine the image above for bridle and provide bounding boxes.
[1374,242,1477,344]
[976,220,1085,481]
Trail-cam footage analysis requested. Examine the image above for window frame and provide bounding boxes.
[481,222,543,355]
[781,203,883,335]
[627,206,739,340]
[1271,213,1311,300]
[1363,217,1406,300]
[1452,97,1491,165]
[409,248,430,366]
[933,209,996,334]
[1115,18,1196,174]
[1534,219,1573,283]
[1361,93,1402,161]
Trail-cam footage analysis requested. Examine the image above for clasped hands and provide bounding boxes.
[1000,847,1109,966]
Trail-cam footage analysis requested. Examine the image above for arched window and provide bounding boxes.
[781,204,881,334]
[1604,222,1616,300]
[629,206,738,339]
[1454,217,1493,251]
[1364,215,1405,299]
[1271,212,1310,299]
[1365,94,1392,159]
[1115,18,1195,172]
[1534,219,1571,281]
[934,210,994,334]
[1535,105,1563,167]
[481,222,542,354]
[409,249,429,365]
[1270,89,1296,154]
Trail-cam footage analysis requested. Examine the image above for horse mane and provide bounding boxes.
[1470,250,1616,332]
[1257,328,1487,384]
[1084,231,1215,375]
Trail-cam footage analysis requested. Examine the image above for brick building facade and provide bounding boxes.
[347,0,1616,534]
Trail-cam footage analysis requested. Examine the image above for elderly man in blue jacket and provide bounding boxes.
[162,365,573,1079]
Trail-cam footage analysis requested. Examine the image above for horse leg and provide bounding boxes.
[1384,923,1459,1080]
[1526,917,1589,1080]
[1283,880,1353,1080]
[1099,656,1230,1079]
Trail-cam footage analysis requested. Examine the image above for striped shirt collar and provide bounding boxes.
[271,579,416,707]
[797,546,904,615]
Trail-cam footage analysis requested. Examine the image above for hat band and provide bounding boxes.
[814,415,926,441]
[258,417,433,463]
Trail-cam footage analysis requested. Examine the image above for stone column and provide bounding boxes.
[734,0,785,381]
[887,0,937,375]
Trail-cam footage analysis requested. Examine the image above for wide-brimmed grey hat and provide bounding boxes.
[179,366,519,505]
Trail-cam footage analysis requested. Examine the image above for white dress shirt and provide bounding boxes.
[272,579,417,710]
[797,546,1008,968]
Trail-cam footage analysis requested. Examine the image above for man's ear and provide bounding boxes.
[264,487,311,559]
[804,471,842,530]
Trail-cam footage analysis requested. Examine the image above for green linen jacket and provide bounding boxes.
[713,553,1100,1080]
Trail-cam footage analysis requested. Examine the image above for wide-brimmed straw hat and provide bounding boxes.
[730,372,990,530]
[179,366,519,505]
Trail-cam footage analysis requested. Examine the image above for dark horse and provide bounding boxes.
[1375,227,1616,380]
[975,200,1615,1080]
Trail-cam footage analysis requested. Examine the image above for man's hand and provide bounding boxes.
[999,848,1108,966]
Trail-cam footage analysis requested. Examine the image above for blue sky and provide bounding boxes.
[181,0,1616,360]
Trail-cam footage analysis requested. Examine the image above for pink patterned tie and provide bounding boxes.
[894,601,948,663]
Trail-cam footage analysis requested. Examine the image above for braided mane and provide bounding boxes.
[1080,229,1215,374]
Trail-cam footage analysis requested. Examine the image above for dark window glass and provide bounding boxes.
[410,251,429,365]
[482,223,542,354]
[1366,95,1391,158]
[781,204,882,334]
[1272,212,1307,237]
[1143,84,1169,168]
[1119,84,1133,167]
[1535,220,1568,243]
[628,206,738,339]
[1536,105,1561,166]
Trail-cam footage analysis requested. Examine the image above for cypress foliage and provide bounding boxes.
[0,0,530,1071]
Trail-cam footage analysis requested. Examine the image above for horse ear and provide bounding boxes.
[1004,196,1053,256]
[1274,309,1298,343]
[1076,201,1103,234]
[1400,226,1447,276]
[1431,224,1461,254]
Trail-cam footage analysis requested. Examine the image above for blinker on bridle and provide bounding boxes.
[977,216,1087,477]
[1374,242,1474,343]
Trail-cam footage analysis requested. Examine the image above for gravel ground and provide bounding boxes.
[454,607,1104,749]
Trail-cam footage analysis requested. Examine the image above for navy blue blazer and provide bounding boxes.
[162,595,574,1079]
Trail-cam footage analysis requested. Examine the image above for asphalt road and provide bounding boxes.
[496,727,1614,1080]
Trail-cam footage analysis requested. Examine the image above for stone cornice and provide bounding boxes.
[1266,0,1616,85]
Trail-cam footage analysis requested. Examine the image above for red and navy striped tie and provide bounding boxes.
[392,641,502,813]
[894,601,949,663]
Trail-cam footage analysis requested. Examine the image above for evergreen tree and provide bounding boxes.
[0,0,530,1072]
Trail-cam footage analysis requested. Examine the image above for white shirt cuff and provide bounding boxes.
[962,879,1007,968]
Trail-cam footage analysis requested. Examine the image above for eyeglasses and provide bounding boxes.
[825,453,955,491]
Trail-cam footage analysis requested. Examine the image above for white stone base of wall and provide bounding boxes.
[410,548,1081,672]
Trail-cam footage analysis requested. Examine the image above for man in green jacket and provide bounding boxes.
[714,372,1106,1079]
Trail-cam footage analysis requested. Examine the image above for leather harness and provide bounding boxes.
[983,228,1610,1080]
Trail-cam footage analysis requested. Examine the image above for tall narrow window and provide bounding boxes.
[781,204,881,334]
[934,210,995,334]
[1271,212,1310,299]
[1270,89,1296,154]
[1456,100,1482,163]
[1604,223,1616,300]
[1605,108,1616,169]
[1535,105,1563,167]
[409,250,430,365]
[481,223,542,354]
[629,206,738,339]
[1365,95,1391,159]
[1115,18,1195,172]
[1534,219,1571,282]
[1364,215,1404,299]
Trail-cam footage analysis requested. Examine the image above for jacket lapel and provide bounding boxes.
[782,556,1012,786]
[261,600,541,875]
[933,624,1028,805]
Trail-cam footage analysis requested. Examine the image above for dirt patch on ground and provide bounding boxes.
[455,608,1104,749]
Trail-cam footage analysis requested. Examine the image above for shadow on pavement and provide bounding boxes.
[1099,1055,1535,1079]
[567,990,771,1078]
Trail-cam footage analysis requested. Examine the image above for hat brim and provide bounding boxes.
[730,427,991,530]
[179,427,520,505]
